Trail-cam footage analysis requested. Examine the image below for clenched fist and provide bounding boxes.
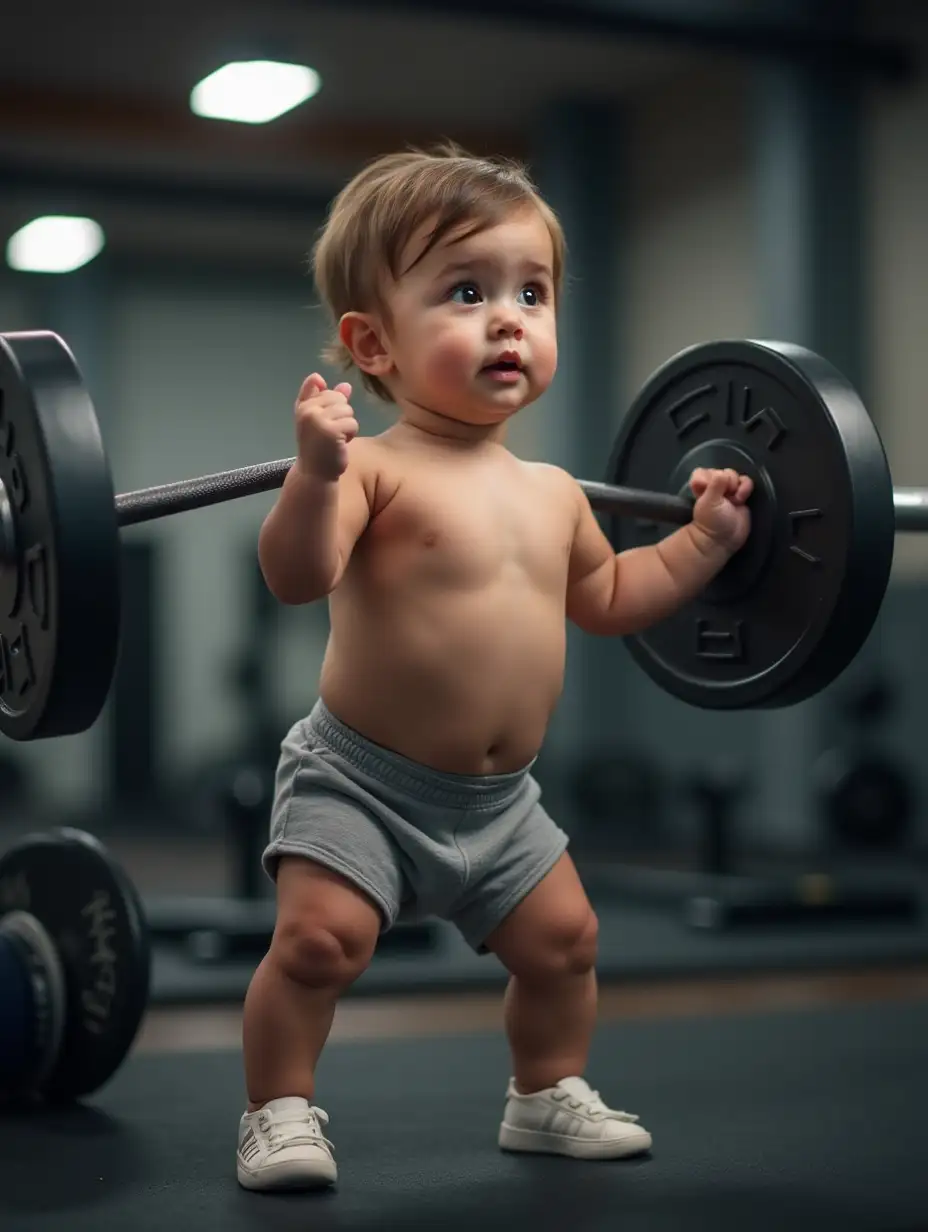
[689,467,753,553]
[295,374,359,481]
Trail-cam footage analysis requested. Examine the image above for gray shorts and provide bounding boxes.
[262,700,569,953]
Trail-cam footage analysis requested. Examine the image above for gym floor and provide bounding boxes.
[5,820,928,1232]
[8,962,927,1232]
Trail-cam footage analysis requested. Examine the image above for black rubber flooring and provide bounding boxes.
[2,997,927,1231]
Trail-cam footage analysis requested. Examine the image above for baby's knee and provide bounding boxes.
[268,857,382,989]
[511,906,599,983]
[271,914,375,989]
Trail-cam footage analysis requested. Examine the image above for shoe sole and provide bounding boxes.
[237,1158,338,1191]
[498,1123,653,1160]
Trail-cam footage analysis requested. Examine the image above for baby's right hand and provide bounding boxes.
[294,374,359,481]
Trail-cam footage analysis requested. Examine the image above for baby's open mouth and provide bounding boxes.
[481,360,524,385]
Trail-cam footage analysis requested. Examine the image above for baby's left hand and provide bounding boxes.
[689,467,753,553]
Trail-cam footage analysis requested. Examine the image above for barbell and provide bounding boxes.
[0,329,924,741]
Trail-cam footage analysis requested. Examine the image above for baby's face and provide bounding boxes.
[382,206,558,426]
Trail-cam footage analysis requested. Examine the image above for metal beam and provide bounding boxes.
[300,0,917,83]
[0,155,332,222]
[0,83,525,197]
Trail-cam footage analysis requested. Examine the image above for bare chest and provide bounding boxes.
[362,469,572,589]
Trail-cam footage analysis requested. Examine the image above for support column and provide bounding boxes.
[531,101,630,812]
[752,61,866,852]
[755,66,866,392]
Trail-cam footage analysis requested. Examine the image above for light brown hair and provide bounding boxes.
[312,143,566,402]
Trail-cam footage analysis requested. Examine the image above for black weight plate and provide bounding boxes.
[0,910,67,1100]
[605,341,895,709]
[0,828,150,1101]
[0,331,121,740]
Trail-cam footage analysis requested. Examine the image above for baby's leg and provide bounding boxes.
[243,857,381,1109]
[483,852,598,1094]
[483,852,651,1159]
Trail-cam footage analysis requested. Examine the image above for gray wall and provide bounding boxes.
[868,11,928,580]
[623,66,757,401]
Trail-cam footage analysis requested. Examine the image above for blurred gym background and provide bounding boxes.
[2,0,928,1025]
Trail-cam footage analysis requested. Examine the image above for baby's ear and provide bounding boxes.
[338,312,393,377]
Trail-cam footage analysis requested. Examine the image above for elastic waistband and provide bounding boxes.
[303,699,533,811]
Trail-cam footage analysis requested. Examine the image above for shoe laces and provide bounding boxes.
[552,1085,640,1123]
[258,1104,334,1152]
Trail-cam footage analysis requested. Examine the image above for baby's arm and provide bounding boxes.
[258,450,370,604]
[259,376,371,604]
[564,472,740,637]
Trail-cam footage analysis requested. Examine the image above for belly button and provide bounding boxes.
[423,531,438,548]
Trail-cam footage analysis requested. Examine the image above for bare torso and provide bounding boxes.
[319,430,578,775]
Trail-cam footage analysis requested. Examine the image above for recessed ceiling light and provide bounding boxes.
[190,60,322,124]
[6,216,105,274]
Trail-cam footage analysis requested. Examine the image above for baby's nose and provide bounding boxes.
[491,316,524,339]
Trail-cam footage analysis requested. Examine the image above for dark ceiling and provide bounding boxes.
[0,0,919,271]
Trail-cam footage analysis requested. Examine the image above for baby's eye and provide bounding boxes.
[518,285,544,307]
[449,282,482,305]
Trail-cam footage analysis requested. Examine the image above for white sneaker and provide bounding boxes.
[498,1075,652,1160]
[236,1096,338,1191]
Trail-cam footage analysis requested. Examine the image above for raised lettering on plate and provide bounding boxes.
[725,383,787,451]
[25,544,49,630]
[0,622,37,699]
[695,618,745,661]
[7,453,28,514]
[0,390,9,456]
[666,385,715,439]
[788,508,823,564]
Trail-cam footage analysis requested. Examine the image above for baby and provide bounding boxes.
[236,145,753,1192]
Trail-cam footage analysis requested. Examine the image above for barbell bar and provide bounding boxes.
[0,330,923,738]
[890,488,928,533]
[4,451,928,568]
[0,448,703,568]
[115,462,695,530]
[111,462,928,533]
